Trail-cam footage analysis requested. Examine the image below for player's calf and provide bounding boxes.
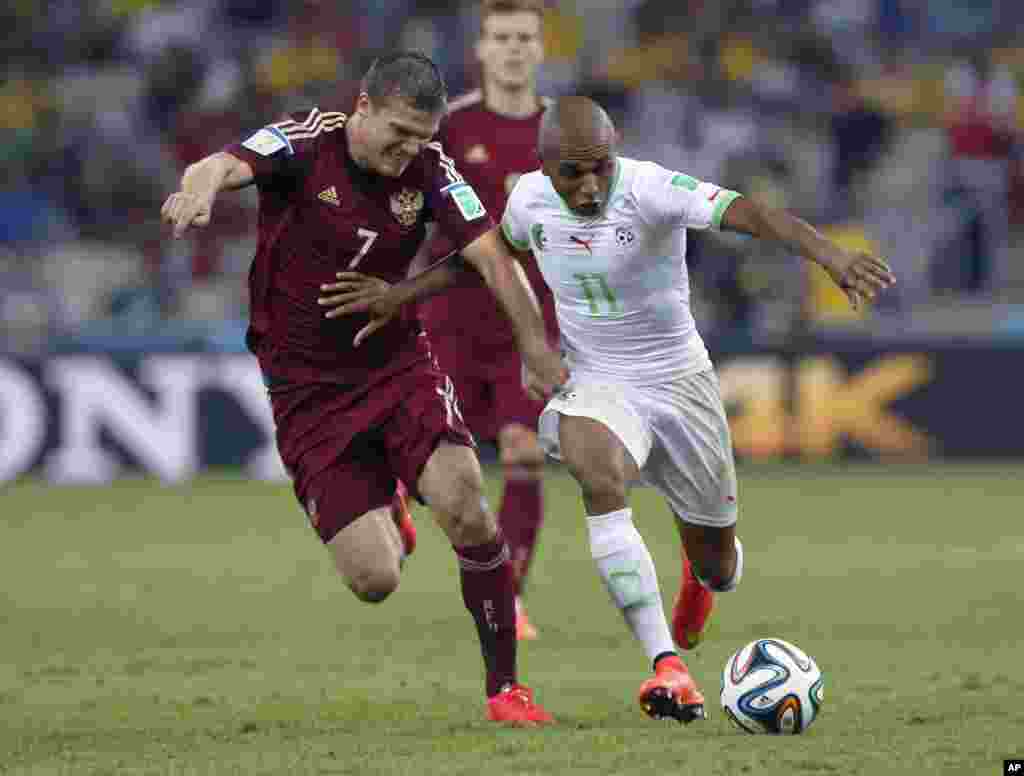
[419,443,496,546]
[421,443,525,701]
[690,537,745,593]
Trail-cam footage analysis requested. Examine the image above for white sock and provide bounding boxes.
[587,508,676,664]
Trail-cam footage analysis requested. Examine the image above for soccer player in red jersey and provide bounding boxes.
[160,52,565,726]
[417,0,556,641]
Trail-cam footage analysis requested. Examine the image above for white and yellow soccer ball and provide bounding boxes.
[720,638,824,734]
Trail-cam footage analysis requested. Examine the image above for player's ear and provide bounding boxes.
[355,93,372,117]
[474,37,485,65]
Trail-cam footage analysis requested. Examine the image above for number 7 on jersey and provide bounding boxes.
[348,228,379,268]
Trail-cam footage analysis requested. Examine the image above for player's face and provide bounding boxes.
[543,155,616,218]
[353,95,442,177]
[476,11,543,90]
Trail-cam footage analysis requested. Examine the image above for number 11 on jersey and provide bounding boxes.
[574,272,622,317]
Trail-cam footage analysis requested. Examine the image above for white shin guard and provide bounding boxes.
[587,508,676,663]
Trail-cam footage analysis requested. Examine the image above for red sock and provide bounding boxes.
[498,474,543,596]
[455,534,518,697]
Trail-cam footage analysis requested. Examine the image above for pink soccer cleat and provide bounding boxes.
[487,684,554,726]
[637,655,707,724]
[672,555,714,651]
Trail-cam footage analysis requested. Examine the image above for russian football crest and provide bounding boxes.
[390,188,424,227]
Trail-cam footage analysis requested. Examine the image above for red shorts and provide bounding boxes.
[269,361,474,543]
[427,332,544,442]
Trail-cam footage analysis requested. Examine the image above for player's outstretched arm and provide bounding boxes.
[719,196,896,309]
[161,152,255,239]
[460,228,567,398]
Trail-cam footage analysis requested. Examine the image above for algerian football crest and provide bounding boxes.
[530,223,547,250]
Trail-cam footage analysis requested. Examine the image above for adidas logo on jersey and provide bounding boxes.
[318,186,340,206]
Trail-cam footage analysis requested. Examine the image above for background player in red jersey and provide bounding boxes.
[160,52,565,726]
[418,0,555,641]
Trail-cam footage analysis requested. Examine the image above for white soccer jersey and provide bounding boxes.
[502,157,741,384]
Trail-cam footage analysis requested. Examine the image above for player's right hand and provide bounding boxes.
[160,191,213,239]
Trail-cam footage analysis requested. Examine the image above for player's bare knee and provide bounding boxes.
[346,566,400,603]
[571,464,628,514]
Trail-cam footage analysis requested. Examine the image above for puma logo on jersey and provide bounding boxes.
[571,235,594,254]
[318,186,340,206]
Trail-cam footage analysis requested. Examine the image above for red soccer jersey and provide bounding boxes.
[224,107,494,386]
[419,91,557,348]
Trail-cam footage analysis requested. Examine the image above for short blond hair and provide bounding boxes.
[480,0,545,34]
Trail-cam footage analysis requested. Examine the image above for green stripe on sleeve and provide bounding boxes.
[502,218,530,251]
[711,190,742,231]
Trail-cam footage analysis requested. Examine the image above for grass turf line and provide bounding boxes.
[1,463,1021,775]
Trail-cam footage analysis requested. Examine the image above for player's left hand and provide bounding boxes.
[522,365,546,402]
[825,251,896,310]
[318,272,397,345]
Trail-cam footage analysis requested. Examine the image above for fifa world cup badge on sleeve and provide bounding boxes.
[447,183,488,221]
[242,127,292,156]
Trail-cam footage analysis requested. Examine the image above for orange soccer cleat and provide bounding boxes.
[391,481,417,560]
[637,655,707,724]
[515,598,539,641]
[672,555,714,651]
[487,684,554,726]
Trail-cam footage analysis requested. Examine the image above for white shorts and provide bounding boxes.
[539,370,738,528]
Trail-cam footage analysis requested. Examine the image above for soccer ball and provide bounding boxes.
[720,638,824,734]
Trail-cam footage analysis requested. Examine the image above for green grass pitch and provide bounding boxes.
[1,463,1021,775]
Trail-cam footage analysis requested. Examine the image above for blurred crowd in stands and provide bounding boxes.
[2,0,1022,354]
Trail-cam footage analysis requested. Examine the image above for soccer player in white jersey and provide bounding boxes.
[321,96,895,723]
